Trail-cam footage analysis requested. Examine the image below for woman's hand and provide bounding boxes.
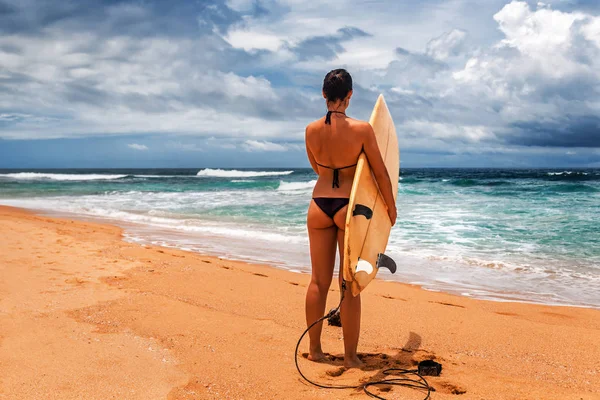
[387,202,397,226]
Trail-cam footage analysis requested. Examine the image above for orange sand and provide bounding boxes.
[0,206,599,399]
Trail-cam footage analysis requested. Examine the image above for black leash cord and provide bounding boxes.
[294,288,431,399]
[363,369,431,399]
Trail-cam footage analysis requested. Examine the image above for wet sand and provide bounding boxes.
[0,205,599,399]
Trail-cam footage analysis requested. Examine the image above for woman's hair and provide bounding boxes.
[322,69,352,102]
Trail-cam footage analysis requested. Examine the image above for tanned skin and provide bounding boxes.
[304,90,397,368]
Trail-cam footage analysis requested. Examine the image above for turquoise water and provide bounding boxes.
[1,168,598,308]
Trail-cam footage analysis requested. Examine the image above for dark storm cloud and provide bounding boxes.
[62,82,111,108]
[290,27,370,61]
[0,0,242,37]
[534,75,599,102]
[0,71,30,85]
[0,1,15,15]
[394,47,447,70]
[508,116,600,148]
[0,0,101,35]
[0,42,20,54]
[379,47,448,90]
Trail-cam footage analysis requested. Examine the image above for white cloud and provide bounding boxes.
[426,29,468,60]
[220,0,496,71]
[402,120,496,142]
[494,2,587,64]
[440,1,600,148]
[127,143,148,151]
[242,140,288,152]
[224,0,255,12]
[0,32,288,140]
[224,29,284,51]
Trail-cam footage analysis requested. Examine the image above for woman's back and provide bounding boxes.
[306,114,370,198]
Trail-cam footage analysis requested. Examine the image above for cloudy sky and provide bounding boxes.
[0,0,599,168]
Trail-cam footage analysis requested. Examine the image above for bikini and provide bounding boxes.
[312,110,357,219]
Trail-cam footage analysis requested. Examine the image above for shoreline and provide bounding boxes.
[5,204,599,310]
[1,205,599,399]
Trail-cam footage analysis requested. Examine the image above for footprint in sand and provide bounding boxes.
[379,294,407,301]
[436,381,467,395]
[64,277,88,286]
[495,311,518,317]
[326,367,346,377]
[430,301,465,308]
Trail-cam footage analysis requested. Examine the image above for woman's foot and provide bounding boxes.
[344,354,364,369]
[308,346,326,362]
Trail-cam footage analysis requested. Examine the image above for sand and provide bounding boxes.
[0,205,599,400]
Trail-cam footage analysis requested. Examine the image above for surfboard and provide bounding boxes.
[343,94,399,297]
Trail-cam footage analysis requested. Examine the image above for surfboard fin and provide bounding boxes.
[376,253,397,274]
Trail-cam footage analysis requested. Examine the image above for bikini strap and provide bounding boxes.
[325,110,346,125]
[315,162,358,188]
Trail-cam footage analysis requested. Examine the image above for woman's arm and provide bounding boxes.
[305,127,319,175]
[361,124,397,225]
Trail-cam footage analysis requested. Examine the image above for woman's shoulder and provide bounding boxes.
[306,117,325,129]
[346,118,372,136]
[305,118,326,138]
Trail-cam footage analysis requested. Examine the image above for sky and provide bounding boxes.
[0,0,599,168]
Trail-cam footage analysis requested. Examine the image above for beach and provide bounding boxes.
[0,205,599,399]
[3,0,600,397]
[1,168,599,308]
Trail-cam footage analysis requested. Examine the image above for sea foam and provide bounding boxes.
[277,180,316,191]
[196,168,293,178]
[0,172,127,181]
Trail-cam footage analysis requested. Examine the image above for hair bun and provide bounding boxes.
[323,69,352,102]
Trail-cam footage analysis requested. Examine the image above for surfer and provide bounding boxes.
[304,69,397,368]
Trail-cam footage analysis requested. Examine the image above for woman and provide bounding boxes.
[304,69,397,368]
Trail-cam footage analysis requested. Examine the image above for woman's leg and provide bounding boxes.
[306,200,338,361]
[334,207,363,368]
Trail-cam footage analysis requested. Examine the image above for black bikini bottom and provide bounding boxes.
[313,197,349,219]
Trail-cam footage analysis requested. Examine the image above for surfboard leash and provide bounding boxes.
[294,281,432,400]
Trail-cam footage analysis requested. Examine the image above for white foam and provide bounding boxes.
[547,171,588,176]
[0,197,307,245]
[277,180,316,191]
[196,168,293,178]
[231,179,255,183]
[0,172,127,181]
[133,175,180,178]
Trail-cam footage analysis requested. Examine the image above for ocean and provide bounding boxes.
[0,168,598,308]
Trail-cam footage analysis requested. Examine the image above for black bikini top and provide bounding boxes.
[317,110,357,188]
[316,162,357,188]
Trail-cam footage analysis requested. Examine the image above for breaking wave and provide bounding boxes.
[196,168,294,178]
